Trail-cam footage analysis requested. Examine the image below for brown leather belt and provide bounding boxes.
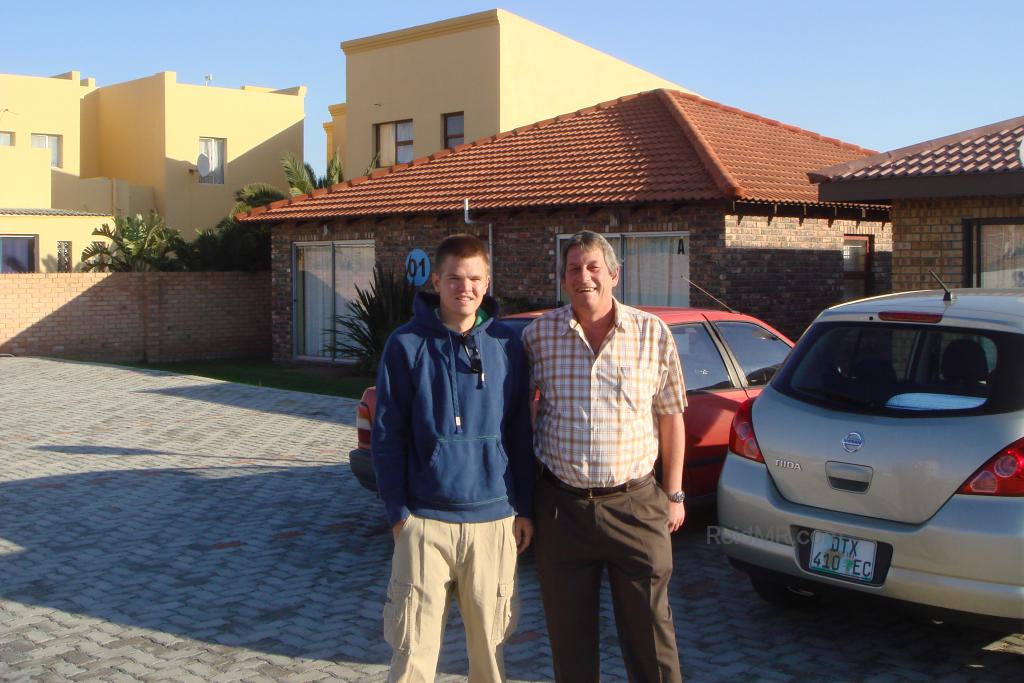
[541,466,654,499]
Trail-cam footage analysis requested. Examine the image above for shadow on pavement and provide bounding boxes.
[30,445,182,456]
[134,385,355,425]
[0,461,397,665]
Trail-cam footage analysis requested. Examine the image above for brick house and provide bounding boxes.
[811,115,1024,292]
[238,90,891,361]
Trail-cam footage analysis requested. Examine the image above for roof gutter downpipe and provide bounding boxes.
[463,199,494,295]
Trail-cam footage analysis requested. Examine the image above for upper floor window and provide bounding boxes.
[443,112,464,148]
[0,132,13,146]
[198,137,226,185]
[30,134,61,167]
[376,120,413,167]
[0,235,36,273]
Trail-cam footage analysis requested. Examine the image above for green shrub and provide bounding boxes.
[327,265,417,375]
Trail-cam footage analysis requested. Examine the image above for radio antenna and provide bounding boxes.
[929,270,955,303]
[686,278,736,313]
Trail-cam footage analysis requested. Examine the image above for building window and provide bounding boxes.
[0,236,36,273]
[966,218,1024,288]
[198,137,226,185]
[293,241,376,359]
[443,112,464,148]
[842,235,872,301]
[57,241,72,273]
[0,132,13,146]
[555,232,690,306]
[375,120,413,167]
[30,134,62,167]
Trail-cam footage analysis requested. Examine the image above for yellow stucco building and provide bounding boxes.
[325,8,694,179]
[0,70,305,272]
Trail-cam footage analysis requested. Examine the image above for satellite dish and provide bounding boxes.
[196,152,212,177]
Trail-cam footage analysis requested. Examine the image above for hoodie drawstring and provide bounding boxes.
[476,339,487,389]
[447,330,463,433]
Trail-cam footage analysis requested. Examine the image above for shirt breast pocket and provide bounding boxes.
[617,365,651,413]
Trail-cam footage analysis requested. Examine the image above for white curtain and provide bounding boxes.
[198,138,224,184]
[333,243,376,352]
[623,235,689,306]
[377,124,396,167]
[297,245,334,357]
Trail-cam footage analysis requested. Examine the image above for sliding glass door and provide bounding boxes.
[294,241,375,359]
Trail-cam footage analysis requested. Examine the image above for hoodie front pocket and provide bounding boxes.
[418,436,509,507]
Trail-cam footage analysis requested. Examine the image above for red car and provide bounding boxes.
[350,307,793,504]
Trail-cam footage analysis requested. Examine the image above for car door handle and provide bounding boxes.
[826,461,873,493]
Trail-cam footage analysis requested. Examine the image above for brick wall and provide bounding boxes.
[891,197,1024,292]
[0,272,270,362]
[723,213,891,337]
[270,202,890,358]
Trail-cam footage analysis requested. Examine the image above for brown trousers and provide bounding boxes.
[534,475,682,683]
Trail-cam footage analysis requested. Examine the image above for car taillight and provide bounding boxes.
[729,398,764,463]
[356,402,372,449]
[957,437,1024,496]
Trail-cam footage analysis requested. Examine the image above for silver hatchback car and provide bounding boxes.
[717,289,1024,630]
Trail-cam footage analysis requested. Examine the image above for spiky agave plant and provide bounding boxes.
[327,265,417,374]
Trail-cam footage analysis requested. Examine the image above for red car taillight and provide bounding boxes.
[957,437,1024,496]
[729,398,764,463]
[356,401,372,450]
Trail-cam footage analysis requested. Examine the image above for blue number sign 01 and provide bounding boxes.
[405,248,430,286]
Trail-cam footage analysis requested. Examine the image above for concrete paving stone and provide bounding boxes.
[1,358,1020,682]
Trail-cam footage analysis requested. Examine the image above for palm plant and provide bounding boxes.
[232,182,287,215]
[281,150,342,197]
[80,212,186,272]
[327,265,417,374]
[183,217,271,272]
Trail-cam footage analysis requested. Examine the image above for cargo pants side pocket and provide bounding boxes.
[383,581,418,653]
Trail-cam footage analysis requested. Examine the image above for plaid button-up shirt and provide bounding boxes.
[522,300,687,488]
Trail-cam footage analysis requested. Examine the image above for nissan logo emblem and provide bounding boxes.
[842,432,864,453]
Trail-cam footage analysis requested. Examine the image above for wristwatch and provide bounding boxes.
[667,490,686,504]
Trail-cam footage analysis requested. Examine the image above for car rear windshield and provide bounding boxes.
[774,321,1024,416]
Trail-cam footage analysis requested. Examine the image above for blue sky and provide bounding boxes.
[3,1,1020,175]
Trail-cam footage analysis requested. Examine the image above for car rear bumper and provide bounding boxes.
[717,454,1024,623]
[348,448,378,493]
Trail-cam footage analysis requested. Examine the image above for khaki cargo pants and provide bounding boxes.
[384,515,519,683]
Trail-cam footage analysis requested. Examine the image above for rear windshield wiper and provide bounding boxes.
[793,386,879,411]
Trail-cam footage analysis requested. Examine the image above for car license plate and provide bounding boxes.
[809,530,876,582]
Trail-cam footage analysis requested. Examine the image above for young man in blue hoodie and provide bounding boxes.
[373,234,535,682]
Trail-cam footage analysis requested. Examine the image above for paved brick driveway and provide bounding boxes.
[0,357,1020,682]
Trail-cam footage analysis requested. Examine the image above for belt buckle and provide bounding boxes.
[585,487,594,500]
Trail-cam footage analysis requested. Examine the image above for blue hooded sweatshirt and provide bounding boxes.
[372,291,535,526]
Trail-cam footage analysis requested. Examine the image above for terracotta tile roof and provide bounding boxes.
[238,90,878,223]
[810,115,1024,183]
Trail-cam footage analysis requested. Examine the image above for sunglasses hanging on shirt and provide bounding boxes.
[462,334,484,376]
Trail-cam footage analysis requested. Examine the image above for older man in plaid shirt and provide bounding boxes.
[522,230,687,683]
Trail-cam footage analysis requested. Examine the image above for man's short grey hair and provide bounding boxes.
[559,231,620,279]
